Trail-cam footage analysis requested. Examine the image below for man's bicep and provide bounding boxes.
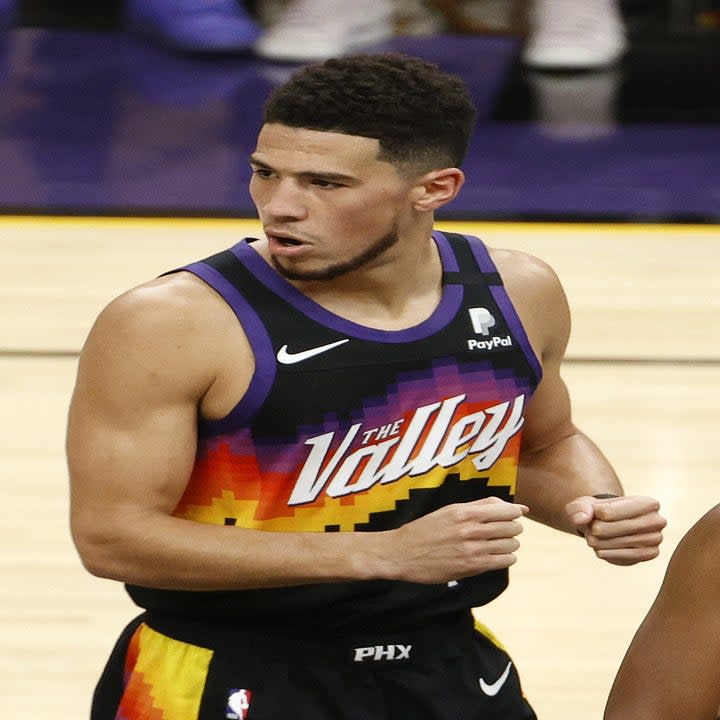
[67,294,205,549]
[520,364,575,454]
[495,248,575,452]
[67,369,198,515]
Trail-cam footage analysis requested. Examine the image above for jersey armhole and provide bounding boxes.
[181,260,275,434]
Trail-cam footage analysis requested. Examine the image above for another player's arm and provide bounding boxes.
[604,504,720,720]
[68,273,526,590]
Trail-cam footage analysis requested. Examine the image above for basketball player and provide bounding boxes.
[67,53,666,720]
[604,503,720,720]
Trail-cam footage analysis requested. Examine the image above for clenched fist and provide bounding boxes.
[381,497,529,584]
[567,494,666,566]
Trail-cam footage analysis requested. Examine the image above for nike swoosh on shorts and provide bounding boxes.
[479,661,512,697]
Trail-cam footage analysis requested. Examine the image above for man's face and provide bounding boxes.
[249,123,417,282]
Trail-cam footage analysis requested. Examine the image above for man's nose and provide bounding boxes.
[262,180,307,220]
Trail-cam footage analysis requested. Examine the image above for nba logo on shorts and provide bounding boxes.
[226,688,252,719]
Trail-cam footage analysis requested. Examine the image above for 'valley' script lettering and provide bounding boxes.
[288,394,525,505]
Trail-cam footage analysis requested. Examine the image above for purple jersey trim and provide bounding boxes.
[228,233,463,343]
[465,235,543,384]
[182,262,275,431]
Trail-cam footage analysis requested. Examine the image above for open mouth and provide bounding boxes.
[269,232,305,247]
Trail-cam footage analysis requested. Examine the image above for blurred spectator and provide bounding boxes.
[125,0,393,58]
[13,0,629,69]
[522,0,627,69]
[0,0,14,25]
[426,0,525,35]
[255,0,393,62]
[126,0,262,53]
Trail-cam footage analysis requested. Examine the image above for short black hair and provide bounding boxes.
[263,53,476,173]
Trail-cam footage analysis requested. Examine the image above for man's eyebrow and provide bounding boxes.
[249,155,357,183]
[249,154,271,168]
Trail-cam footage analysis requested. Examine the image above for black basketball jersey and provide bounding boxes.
[126,231,542,631]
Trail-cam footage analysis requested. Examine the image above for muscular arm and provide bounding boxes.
[67,274,376,590]
[496,250,621,531]
[68,273,527,591]
[516,365,623,534]
[604,504,720,720]
[494,249,663,560]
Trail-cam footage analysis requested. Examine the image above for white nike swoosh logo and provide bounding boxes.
[479,661,512,697]
[276,338,350,365]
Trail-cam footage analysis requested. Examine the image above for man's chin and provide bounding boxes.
[270,228,400,283]
[270,256,340,282]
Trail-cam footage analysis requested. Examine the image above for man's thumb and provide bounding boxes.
[566,497,595,528]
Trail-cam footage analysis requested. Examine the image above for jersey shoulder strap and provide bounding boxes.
[438,231,503,287]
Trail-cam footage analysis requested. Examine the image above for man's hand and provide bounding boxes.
[566,495,666,565]
[382,497,529,584]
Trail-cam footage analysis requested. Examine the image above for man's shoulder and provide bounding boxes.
[88,270,235,354]
[667,504,720,599]
[487,245,556,279]
[484,246,564,305]
[682,504,720,553]
[111,271,224,317]
[481,245,570,359]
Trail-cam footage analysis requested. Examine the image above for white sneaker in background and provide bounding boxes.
[255,0,394,62]
[522,0,627,70]
[527,68,621,140]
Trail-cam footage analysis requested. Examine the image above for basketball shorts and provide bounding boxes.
[91,611,537,720]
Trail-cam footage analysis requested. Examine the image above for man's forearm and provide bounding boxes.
[515,430,623,533]
[74,512,388,591]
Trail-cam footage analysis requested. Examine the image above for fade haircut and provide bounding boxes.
[262,53,476,174]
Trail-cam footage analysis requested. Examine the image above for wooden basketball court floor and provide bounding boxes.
[2,216,719,719]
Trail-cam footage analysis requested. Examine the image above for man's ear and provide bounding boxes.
[410,168,465,212]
